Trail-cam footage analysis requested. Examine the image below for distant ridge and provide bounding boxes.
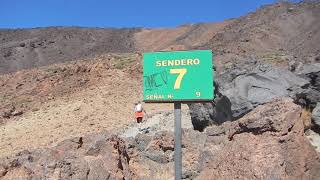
[0,1,319,74]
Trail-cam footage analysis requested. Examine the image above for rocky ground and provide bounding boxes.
[1,98,320,179]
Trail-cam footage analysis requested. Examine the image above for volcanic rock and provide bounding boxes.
[197,98,320,179]
[0,132,133,180]
[187,83,233,131]
[188,67,312,131]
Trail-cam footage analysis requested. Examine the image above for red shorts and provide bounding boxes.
[135,112,144,118]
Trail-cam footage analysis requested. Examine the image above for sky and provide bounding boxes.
[0,0,277,29]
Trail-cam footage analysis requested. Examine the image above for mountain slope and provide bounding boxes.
[201,2,320,66]
[1,2,319,74]
[0,27,139,74]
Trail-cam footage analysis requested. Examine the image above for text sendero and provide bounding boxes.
[155,59,200,67]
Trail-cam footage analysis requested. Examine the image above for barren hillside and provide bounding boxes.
[0,53,176,157]
[134,22,231,51]
[201,2,320,71]
[0,27,139,74]
[1,2,319,75]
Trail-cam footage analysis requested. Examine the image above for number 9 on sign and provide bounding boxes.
[196,92,201,97]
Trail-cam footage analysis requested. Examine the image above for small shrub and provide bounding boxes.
[301,108,312,130]
[114,57,136,69]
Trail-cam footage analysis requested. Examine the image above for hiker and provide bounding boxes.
[134,101,146,123]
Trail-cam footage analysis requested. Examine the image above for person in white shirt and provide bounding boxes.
[134,101,146,123]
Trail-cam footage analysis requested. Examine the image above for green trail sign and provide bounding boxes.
[143,50,214,102]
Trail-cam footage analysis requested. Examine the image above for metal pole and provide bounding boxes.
[174,102,182,180]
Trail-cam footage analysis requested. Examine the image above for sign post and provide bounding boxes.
[143,50,214,180]
[174,102,182,180]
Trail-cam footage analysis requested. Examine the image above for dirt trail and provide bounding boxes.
[120,104,192,138]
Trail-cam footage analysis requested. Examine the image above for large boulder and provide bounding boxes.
[233,69,307,104]
[126,131,175,179]
[224,68,309,116]
[294,63,320,109]
[197,98,320,179]
[187,83,233,131]
[188,67,312,131]
[126,129,207,179]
